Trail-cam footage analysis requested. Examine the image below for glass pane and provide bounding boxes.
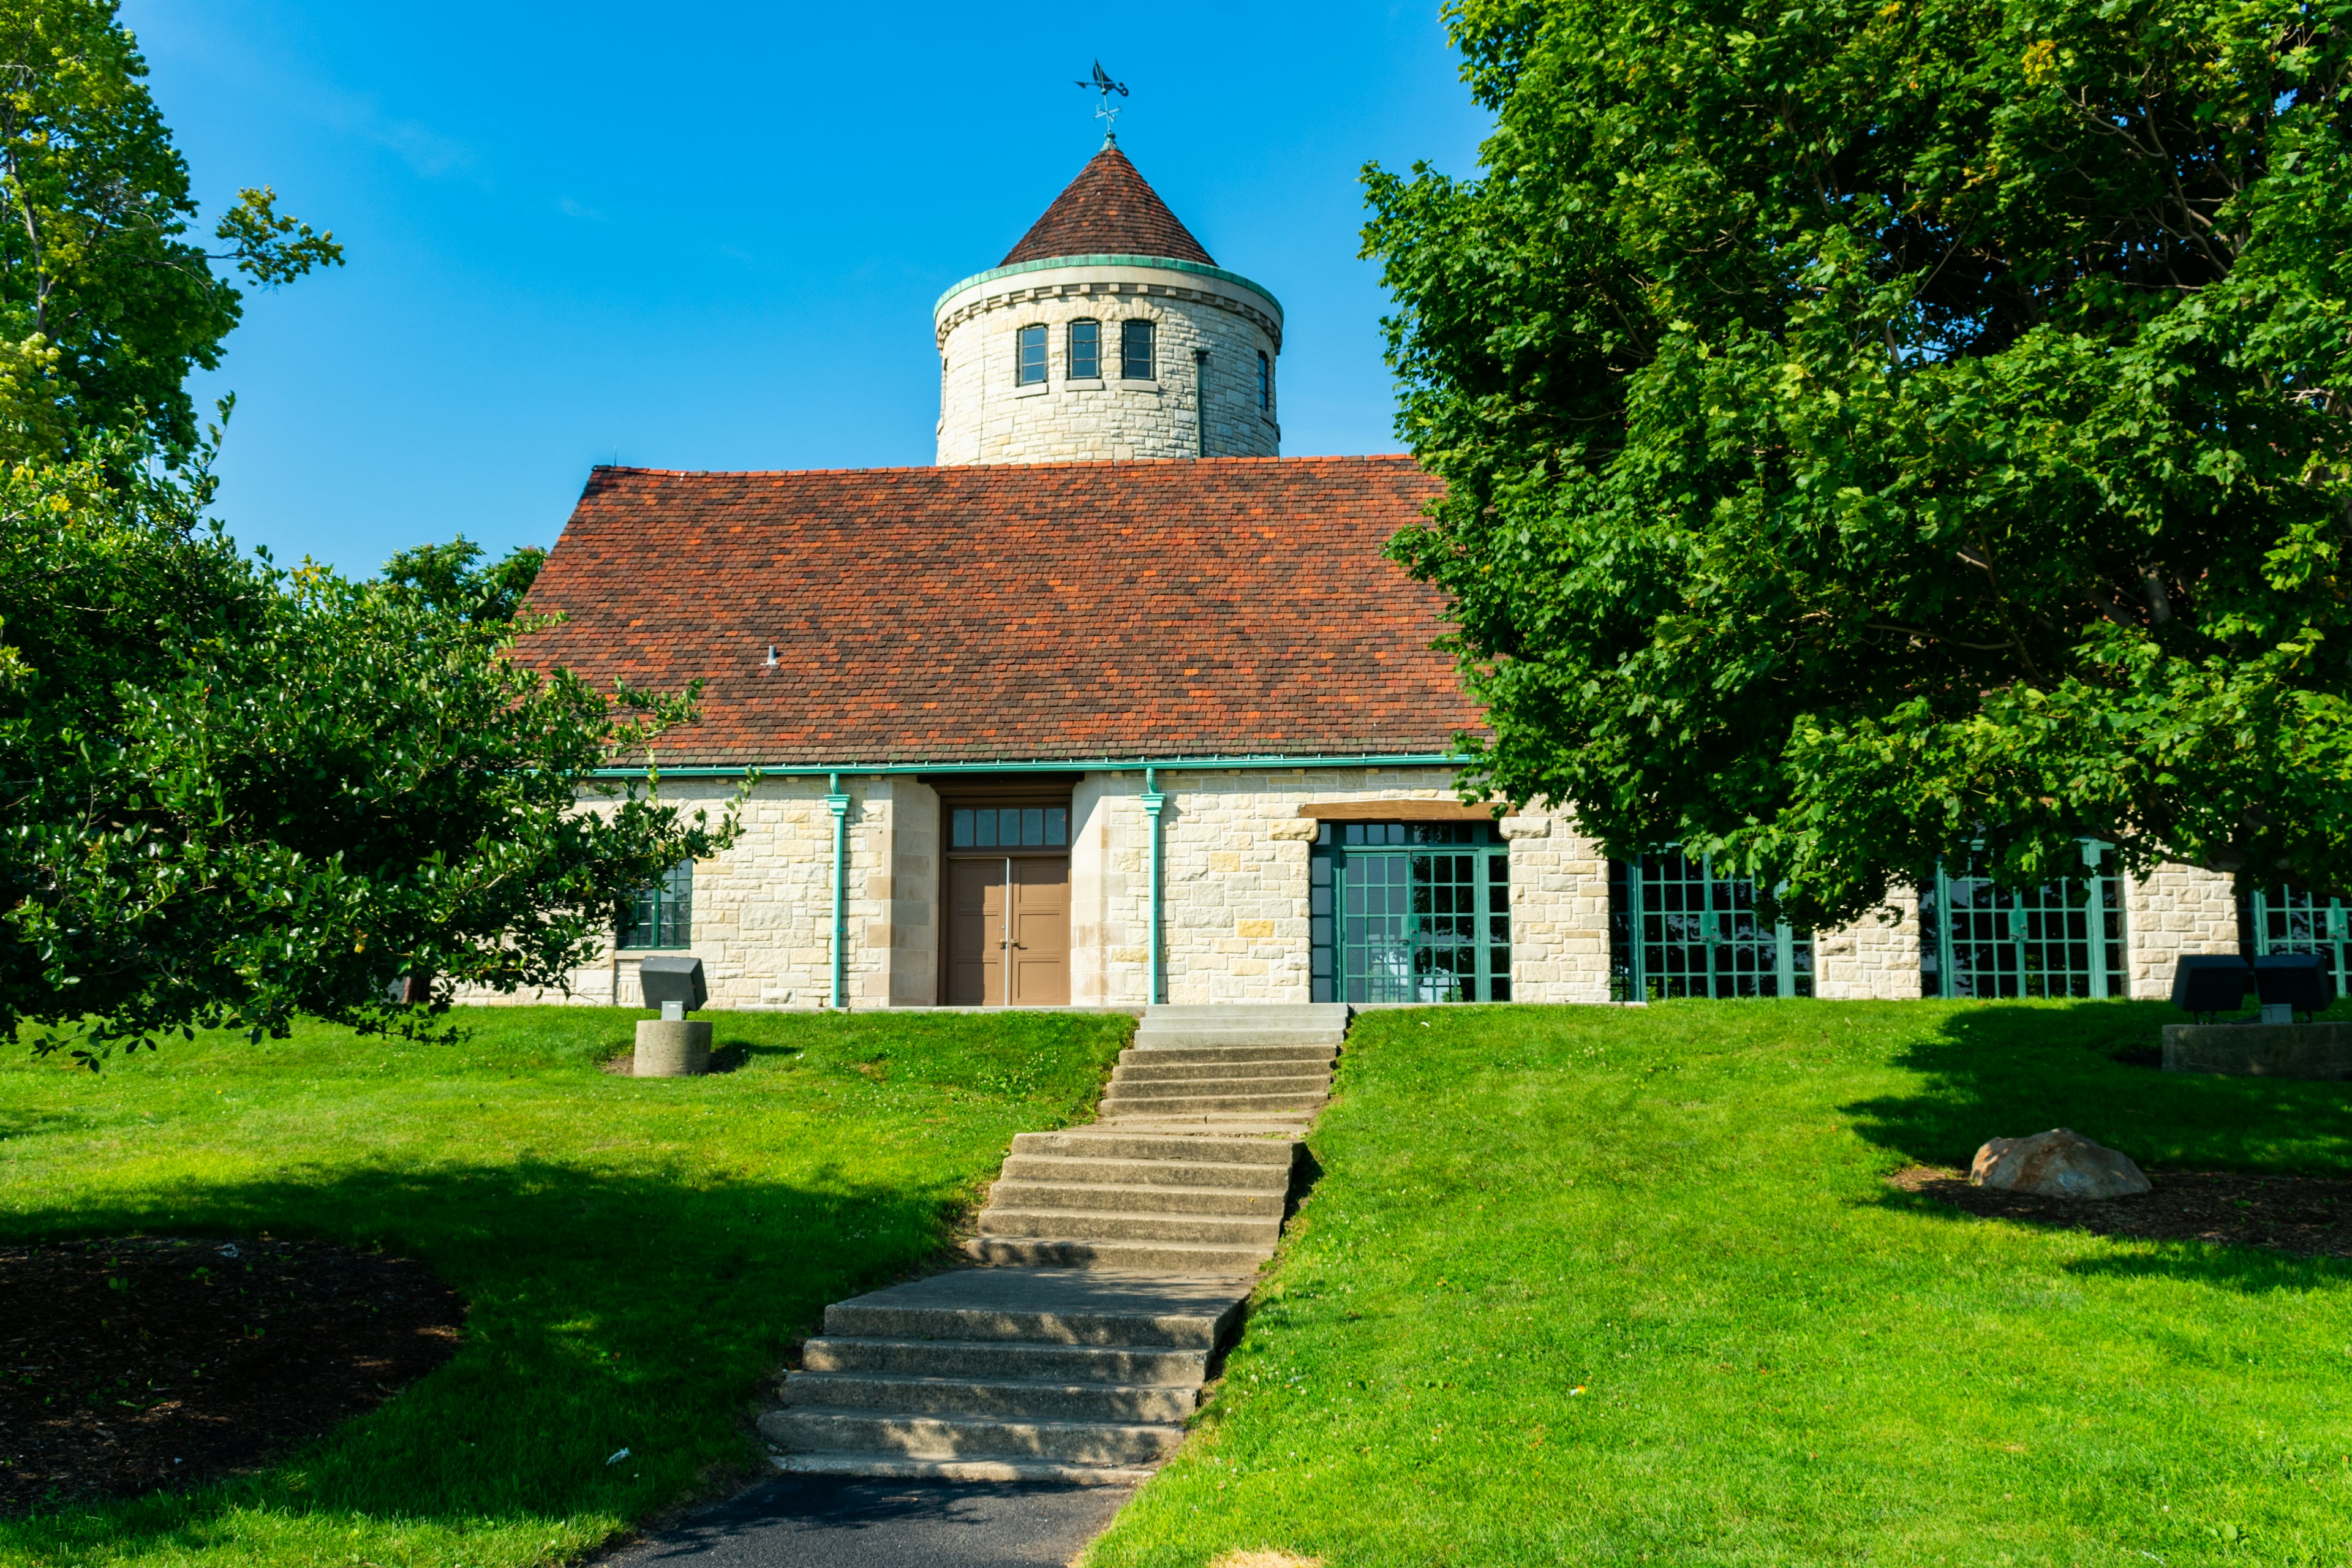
[976,809,997,847]
[1069,319,1099,379]
[998,809,1020,846]
[1046,808,1067,846]
[952,809,973,847]
[1022,808,1044,846]
[1344,823,1364,845]
[1018,324,1046,385]
[1121,318,1153,379]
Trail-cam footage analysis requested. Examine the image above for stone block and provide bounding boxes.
[2163,1022,2352,1079]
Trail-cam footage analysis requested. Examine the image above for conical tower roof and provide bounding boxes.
[1000,143,1215,267]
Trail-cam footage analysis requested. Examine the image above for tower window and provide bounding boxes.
[1257,350,1270,410]
[1121,319,1154,381]
[1068,319,1100,380]
[1016,324,1046,385]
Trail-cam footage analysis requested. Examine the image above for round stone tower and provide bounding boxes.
[934,140,1282,465]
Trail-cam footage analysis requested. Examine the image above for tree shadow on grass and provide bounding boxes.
[1,1159,976,1557]
[1844,1001,2352,1291]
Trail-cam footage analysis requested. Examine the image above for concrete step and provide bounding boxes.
[1012,1129,1295,1167]
[1144,1004,1349,1017]
[1112,1060,1333,1085]
[800,1335,1209,1386]
[782,1370,1197,1423]
[821,1270,1251,1349]
[773,1452,1156,1485]
[988,1178,1286,1217]
[962,1235,1272,1272]
[1000,1153,1291,1193]
[1133,1030,1354,1044]
[1102,1118,1315,1136]
[1099,1090,1329,1115]
[761,1408,1182,1465]
[1119,1044,1339,1066]
[978,1207,1282,1247]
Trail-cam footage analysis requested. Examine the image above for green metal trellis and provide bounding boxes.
[1609,851,1812,1000]
[2244,886,2350,994]
[1920,852,2124,999]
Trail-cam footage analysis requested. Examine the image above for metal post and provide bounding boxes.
[1142,767,1167,1006]
[1933,863,1955,1000]
[826,773,850,1009]
[2081,839,2110,998]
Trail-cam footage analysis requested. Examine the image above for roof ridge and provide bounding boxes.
[587,453,1419,483]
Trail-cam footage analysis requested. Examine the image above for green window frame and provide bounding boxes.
[1016,323,1047,385]
[1919,851,2124,999]
[2242,886,2350,994]
[1310,821,1510,1004]
[1610,850,1812,1000]
[619,861,693,951]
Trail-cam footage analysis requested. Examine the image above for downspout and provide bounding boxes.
[1141,767,1167,1006]
[826,772,850,1009]
[1193,349,1210,459]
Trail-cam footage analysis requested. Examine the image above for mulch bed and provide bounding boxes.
[1890,1167,2352,1258]
[1,1237,464,1517]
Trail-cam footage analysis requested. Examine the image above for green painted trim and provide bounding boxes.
[933,254,1283,320]
[594,753,1468,781]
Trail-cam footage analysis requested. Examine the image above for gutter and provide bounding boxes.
[1142,766,1167,1006]
[590,753,1469,780]
[826,771,849,1008]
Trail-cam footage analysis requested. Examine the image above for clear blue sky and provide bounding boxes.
[118,2,1491,577]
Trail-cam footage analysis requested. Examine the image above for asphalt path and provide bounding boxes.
[609,1473,1136,1568]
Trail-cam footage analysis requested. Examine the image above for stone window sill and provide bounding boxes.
[1120,378,1159,391]
[1065,377,1105,391]
[1012,380,1049,398]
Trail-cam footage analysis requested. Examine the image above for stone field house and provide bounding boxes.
[516,137,2301,1014]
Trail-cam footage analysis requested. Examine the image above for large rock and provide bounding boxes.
[1969,1128,2152,1200]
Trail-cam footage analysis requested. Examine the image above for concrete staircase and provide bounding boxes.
[760,1003,1344,1483]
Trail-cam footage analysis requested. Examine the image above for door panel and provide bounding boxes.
[1009,857,1070,1006]
[946,859,1007,1006]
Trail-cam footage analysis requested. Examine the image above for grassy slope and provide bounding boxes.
[1087,1001,2352,1567]
[0,1006,1129,1567]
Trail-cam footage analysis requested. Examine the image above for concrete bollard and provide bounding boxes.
[633,1019,712,1077]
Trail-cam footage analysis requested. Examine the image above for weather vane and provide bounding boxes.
[1076,60,1129,144]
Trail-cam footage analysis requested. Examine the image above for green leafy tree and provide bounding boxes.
[382,537,548,622]
[1365,0,2352,925]
[0,443,734,1064]
[0,0,340,461]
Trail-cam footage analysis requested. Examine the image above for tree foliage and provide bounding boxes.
[0,0,340,461]
[0,440,734,1065]
[1366,0,2352,924]
[382,537,548,623]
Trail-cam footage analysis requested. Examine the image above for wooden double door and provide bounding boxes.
[946,855,1070,1006]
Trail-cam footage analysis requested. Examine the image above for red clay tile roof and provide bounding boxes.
[1000,145,1216,267]
[519,455,1478,766]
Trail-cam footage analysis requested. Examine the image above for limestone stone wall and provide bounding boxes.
[1814,888,1926,1001]
[2123,861,2238,998]
[933,260,1280,466]
[472,769,2247,1013]
[1499,815,1613,1003]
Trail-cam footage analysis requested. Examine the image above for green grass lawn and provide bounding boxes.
[1085,1000,2352,1568]
[0,1005,1131,1567]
